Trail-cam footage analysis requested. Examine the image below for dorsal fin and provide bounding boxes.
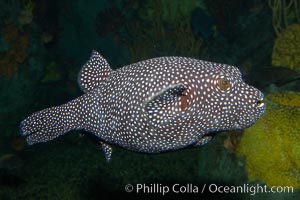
[78,50,112,93]
[145,83,191,128]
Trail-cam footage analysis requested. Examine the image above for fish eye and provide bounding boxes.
[218,78,231,90]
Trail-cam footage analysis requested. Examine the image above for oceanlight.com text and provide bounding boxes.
[124,183,294,195]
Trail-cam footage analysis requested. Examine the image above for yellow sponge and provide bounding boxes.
[236,92,300,188]
[272,24,300,71]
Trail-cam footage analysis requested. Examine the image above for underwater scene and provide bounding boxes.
[0,0,300,199]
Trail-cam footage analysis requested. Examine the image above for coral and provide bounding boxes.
[268,0,300,35]
[124,19,204,62]
[236,92,300,188]
[40,32,54,44]
[41,62,63,83]
[140,0,206,23]
[123,0,204,62]
[271,24,300,71]
[223,131,242,152]
[11,137,25,151]
[18,0,35,26]
[0,24,29,79]
[0,1,21,22]
[0,154,23,170]
[267,91,300,107]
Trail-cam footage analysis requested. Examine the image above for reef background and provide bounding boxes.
[0,0,299,199]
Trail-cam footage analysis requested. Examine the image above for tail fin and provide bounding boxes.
[20,101,82,145]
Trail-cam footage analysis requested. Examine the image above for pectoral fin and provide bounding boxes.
[144,83,190,128]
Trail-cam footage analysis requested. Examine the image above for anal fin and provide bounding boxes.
[194,136,212,147]
[99,141,112,162]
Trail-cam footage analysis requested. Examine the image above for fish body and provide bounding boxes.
[21,51,265,161]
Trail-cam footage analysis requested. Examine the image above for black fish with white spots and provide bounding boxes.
[20,51,266,161]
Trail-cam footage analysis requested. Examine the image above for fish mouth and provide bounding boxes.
[255,92,265,108]
[256,98,265,108]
